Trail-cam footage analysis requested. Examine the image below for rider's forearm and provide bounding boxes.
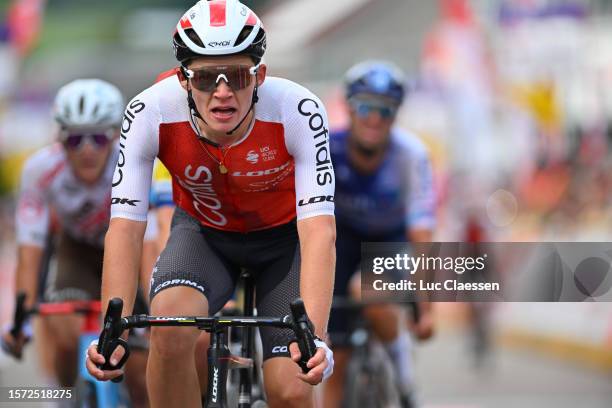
[15,245,44,309]
[101,218,146,319]
[297,215,336,338]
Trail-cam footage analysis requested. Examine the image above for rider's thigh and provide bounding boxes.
[263,357,314,408]
[42,314,82,352]
[322,347,351,408]
[149,285,208,357]
[33,318,57,380]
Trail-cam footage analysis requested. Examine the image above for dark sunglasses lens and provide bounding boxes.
[354,101,396,119]
[65,135,84,149]
[65,134,109,149]
[92,134,110,147]
[192,70,218,92]
[379,106,395,118]
[356,104,371,117]
[192,66,252,91]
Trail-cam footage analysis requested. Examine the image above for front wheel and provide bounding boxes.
[74,376,98,408]
[342,342,402,408]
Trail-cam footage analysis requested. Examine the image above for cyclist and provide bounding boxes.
[324,61,436,407]
[0,79,151,407]
[85,1,336,407]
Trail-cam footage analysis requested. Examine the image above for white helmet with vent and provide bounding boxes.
[53,79,124,130]
[173,0,266,65]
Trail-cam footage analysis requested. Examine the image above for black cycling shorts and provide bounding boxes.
[42,232,149,315]
[150,207,301,361]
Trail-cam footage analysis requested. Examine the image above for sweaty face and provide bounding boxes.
[348,94,398,150]
[186,55,266,142]
[62,130,115,185]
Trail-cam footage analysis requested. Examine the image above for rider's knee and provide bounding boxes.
[150,325,198,359]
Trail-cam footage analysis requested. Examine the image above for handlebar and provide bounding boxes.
[96,297,319,378]
[4,292,103,360]
[9,292,27,339]
[331,297,421,324]
[96,298,130,383]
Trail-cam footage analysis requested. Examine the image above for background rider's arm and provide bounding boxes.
[405,141,436,340]
[15,245,44,309]
[297,215,336,338]
[101,218,147,318]
[14,154,52,309]
[155,206,174,249]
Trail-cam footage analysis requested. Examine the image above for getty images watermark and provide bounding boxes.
[361,242,612,302]
[371,252,498,292]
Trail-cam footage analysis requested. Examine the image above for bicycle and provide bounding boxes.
[97,271,318,408]
[332,298,420,408]
[5,292,131,408]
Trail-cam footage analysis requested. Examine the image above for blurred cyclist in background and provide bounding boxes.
[324,61,436,407]
[0,79,151,407]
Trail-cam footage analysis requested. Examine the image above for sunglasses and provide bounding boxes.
[184,64,259,92]
[61,132,112,150]
[349,99,398,119]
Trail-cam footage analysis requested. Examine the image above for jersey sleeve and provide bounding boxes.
[282,87,335,220]
[405,143,436,230]
[111,92,159,222]
[15,156,50,247]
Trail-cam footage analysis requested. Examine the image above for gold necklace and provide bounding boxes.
[198,140,232,174]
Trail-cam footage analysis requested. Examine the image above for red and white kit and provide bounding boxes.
[111,74,335,232]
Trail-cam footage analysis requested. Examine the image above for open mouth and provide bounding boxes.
[211,107,237,121]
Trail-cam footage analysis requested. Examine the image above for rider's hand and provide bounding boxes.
[85,340,126,381]
[410,311,434,341]
[1,322,32,360]
[289,338,334,385]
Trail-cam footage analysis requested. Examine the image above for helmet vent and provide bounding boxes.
[78,95,86,115]
[185,28,205,48]
[234,26,254,47]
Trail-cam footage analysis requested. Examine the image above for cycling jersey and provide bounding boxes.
[330,128,436,236]
[111,74,335,232]
[16,143,158,248]
[16,144,118,248]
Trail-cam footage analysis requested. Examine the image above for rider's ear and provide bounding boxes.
[256,64,267,87]
[177,67,189,91]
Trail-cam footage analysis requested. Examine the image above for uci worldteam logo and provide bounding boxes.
[246,150,259,164]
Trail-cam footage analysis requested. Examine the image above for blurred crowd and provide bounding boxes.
[1,0,612,242]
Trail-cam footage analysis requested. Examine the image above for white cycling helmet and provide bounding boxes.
[173,0,266,65]
[53,79,124,130]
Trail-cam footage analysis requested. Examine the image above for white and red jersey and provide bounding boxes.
[111,74,335,232]
[16,144,117,248]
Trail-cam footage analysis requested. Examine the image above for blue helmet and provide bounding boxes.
[344,60,405,105]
